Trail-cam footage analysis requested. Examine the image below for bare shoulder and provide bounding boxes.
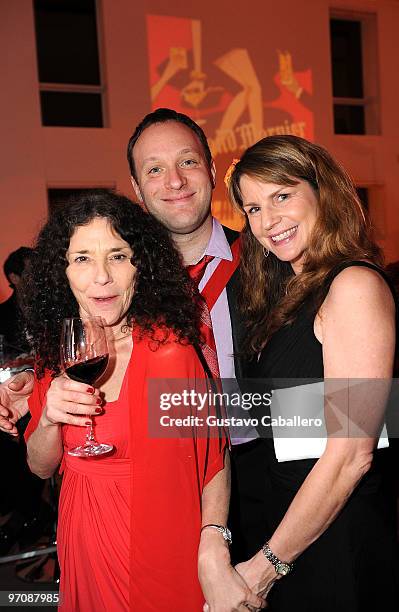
[315,264,395,345]
[318,265,396,377]
[323,265,395,315]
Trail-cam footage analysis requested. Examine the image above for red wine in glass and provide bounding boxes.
[65,355,109,386]
[61,317,113,458]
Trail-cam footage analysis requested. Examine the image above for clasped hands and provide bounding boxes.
[200,541,277,612]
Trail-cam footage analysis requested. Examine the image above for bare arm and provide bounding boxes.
[236,267,396,594]
[27,374,101,479]
[199,450,231,564]
[199,452,265,611]
[27,416,63,479]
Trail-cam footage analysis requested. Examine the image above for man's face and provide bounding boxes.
[131,121,216,235]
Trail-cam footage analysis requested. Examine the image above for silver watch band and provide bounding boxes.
[262,542,293,576]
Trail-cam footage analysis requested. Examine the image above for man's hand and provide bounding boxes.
[0,371,34,436]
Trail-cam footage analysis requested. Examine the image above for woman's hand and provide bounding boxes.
[198,531,266,611]
[41,374,102,428]
[235,552,278,600]
[200,563,266,612]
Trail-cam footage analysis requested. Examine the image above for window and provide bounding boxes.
[356,187,369,211]
[330,12,380,135]
[34,0,104,127]
[48,187,115,213]
[355,185,386,240]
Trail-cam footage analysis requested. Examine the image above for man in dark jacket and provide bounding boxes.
[127,108,268,564]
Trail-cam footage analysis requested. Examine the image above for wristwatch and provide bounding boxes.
[262,542,293,576]
[201,524,232,545]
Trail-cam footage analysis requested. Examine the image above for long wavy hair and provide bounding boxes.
[228,135,382,355]
[21,189,201,376]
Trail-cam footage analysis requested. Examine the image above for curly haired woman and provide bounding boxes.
[14,190,237,611]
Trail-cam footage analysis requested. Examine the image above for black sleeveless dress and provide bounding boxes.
[248,262,399,612]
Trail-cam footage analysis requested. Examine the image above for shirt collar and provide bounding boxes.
[203,218,233,262]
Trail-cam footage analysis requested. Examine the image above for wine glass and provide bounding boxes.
[60,317,113,457]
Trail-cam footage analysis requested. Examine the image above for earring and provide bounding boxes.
[262,246,269,258]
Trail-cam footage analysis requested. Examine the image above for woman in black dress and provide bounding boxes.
[226,135,399,611]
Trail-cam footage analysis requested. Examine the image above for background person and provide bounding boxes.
[227,135,399,611]
[0,246,51,559]
[0,246,33,358]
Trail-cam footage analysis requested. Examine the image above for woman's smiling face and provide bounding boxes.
[65,217,136,326]
[239,175,319,274]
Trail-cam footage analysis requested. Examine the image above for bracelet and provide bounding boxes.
[262,542,293,576]
[200,524,232,545]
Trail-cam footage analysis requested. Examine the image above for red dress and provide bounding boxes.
[26,329,226,611]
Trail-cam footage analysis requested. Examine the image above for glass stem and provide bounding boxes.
[85,417,97,445]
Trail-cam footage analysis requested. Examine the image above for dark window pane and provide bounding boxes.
[334,104,365,134]
[330,19,364,98]
[48,188,114,214]
[356,187,369,210]
[34,0,100,85]
[40,91,103,127]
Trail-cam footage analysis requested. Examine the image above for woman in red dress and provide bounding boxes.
[20,190,254,611]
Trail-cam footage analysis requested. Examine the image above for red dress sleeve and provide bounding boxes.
[24,370,52,442]
[139,332,228,490]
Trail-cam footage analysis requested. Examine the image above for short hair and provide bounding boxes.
[127,108,212,181]
[4,247,33,286]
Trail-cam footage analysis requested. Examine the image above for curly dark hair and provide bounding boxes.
[21,189,202,377]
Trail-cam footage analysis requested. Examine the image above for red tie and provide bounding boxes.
[187,256,221,379]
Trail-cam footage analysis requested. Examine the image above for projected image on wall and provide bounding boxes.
[147,14,314,229]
